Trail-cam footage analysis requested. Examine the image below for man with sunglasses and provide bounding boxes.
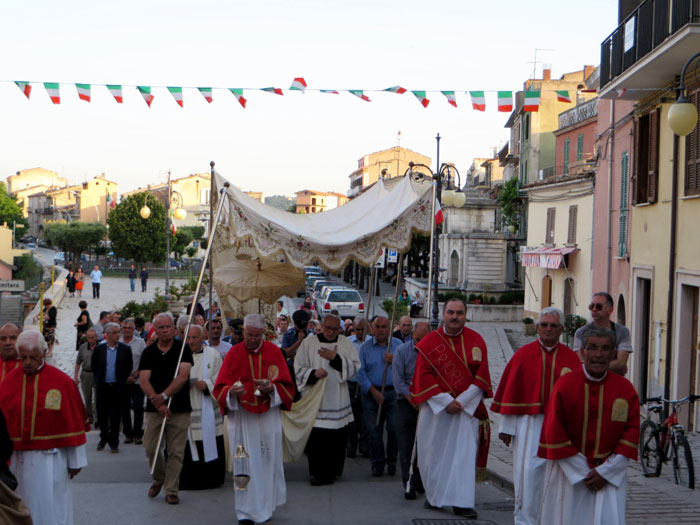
[491,307,581,525]
[573,292,632,375]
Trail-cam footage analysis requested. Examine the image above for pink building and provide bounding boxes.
[554,99,598,177]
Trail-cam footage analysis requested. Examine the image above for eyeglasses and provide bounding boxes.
[538,322,560,329]
[588,303,605,311]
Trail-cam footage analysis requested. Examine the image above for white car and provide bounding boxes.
[317,288,364,319]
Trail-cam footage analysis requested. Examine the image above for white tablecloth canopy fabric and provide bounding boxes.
[211,171,433,271]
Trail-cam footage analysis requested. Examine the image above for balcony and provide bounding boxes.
[599,0,700,98]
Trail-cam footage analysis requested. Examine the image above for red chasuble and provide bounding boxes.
[538,368,639,468]
[491,340,581,415]
[411,327,493,473]
[0,364,89,450]
[0,358,20,385]
[214,341,294,415]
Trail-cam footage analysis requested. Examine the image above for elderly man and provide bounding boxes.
[392,321,430,499]
[346,317,369,458]
[74,328,99,425]
[179,324,225,490]
[121,318,147,445]
[491,307,581,525]
[206,318,232,359]
[92,322,133,453]
[573,292,633,375]
[538,326,640,524]
[139,312,194,505]
[393,316,413,343]
[214,314,294,525]
[0,330,89,525]
[0,322,21,384]
[357,316,403,477]
[411,298,493,519]
[294,314,360,486]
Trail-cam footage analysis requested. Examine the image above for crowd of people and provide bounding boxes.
[0,288,640,525]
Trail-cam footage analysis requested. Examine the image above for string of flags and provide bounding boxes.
[7,77,601,112]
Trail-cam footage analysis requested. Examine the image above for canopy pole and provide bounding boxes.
[209,161,215,324]
[425,182,437,319]
[364,265,378,325]
[150,179,230,475]
[376,251,404,425]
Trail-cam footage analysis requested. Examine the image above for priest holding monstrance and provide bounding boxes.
[213,313,294,525]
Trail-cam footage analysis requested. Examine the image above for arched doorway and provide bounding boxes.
[542,275,552,308]
[617,294,626,325]
[449,250,459,288]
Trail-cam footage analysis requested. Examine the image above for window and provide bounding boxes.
[563,139,570,174]
[522,113,530,142]
[686,90,700,196]
[576,134,584,161]
[545,208,556,244]
[619,151,629,257]
[567,205,578,244]
[200,189,209,205]
[632,109,659,205]
[312,197,317,205]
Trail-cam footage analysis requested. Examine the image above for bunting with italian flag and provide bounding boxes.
[107,85,123,103]
[320,89,339,94]
[556,90,571,103]
[229,88,247,108]
[167,86,184,107]
[434,197,444,225]
[411,91,430,108]
[106,191,116,209]
[349,90,370,102]
[441,90,457,108]
[137,86,154,107]
[469,91,485,111]
[384,85,407,94]
[75,84,91,102]
[497,91,513,112]
[15,81,31,99]
[523,90,540,112]
[44,83,60,104]
[198,87,213,103]
[261,87,283,95]
[290,77,307,91]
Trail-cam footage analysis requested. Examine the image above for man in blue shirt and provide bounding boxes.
[90,265,103,299]
[392,321,430,499]
[357,316,403,477]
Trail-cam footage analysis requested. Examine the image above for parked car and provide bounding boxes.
[37,238,47,248]
[317,288,364,319]
[305,265,323,276]
[24,242,37,250]
[311,279,336,300]
[53,252,65,265]
[314,284,348,313]
[306,273,328,290]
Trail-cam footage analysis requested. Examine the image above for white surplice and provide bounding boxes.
[499,413,546,525]
[227,388,286,523]
[13,445,87,525]
[417,384,483,508]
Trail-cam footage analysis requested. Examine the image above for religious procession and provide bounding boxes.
[0,170,646,525]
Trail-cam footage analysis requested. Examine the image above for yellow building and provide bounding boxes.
[295,190,348,214]
[244,191,263,203]
[0,225,28,280]
[348,146,432,197]
[598,0,700,426]
[78,175,118,225]
[27,185,82,237]
[6,168,68,218]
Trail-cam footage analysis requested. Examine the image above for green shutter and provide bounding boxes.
[619,151,629,257]
[576,134,584,161]
[563,139,570,174]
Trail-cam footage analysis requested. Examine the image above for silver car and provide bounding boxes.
[317,288,364,319]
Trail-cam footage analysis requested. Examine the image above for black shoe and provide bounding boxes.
[424,500,439,510]
[238,520,254,525]
[415,480,425,494]
[96,440,106,451]
[387,464,396,476]
[371,468,383,477]
[453,507,478,519]
[404,488,416,500]
[110,447,119,454]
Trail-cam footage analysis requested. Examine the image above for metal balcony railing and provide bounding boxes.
[600,0,699,89]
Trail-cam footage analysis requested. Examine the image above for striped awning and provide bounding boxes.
[522,246,578,269]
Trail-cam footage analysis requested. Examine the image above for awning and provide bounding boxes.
[522,246,578,269]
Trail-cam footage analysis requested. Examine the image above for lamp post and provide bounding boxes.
[405,134,465,330]
[668,51,700,137]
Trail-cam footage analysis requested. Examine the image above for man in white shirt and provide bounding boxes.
[206,318,233,359]
[90,265,102,299]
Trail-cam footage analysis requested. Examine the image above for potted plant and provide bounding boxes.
[523,317,536,336]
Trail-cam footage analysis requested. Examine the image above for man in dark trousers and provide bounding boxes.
[92,322,133,453]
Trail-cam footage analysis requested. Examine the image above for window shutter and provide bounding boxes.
[563,139,570,174]
[619,151,629,257]
[567,205,578,244]
[545,208,556,244]
[686,90,700,196]
[647,108,659,203]
[577,134,584,161]
[631,118,638,205]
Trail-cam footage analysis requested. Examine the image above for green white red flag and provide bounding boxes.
[523,91,540,112]
[198,87,213,103]
[44,82,60,104]
[469,91,485,111]
[75,83,91,102]
[229,88,247,108]
[15,81,31,99]
[290,77,307,91]
[441,91,457,108]
[349,90,370,102]
[556,90,571,103]
[106,85,123,103]
[167,86,183,107]
[383,85,407,94]
[137,86,154,107]
[106,192,116,209]
[320,89,339,94]
[411,91,430,108]
[497,91,512,112]
[261,87,284,95]
[435,197,444,225]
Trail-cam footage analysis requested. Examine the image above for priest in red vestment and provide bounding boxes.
[411,298,492,520]
[0,322,21,385]
[0,330,89,525]
[537,325,639,525]
[491,307,581,525]
[213,314,293,525]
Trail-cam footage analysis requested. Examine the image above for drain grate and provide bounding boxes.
[412,520,498,525]
[476,502,514,512]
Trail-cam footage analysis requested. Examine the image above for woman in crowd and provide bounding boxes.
[75,267,85,298]
[65,270,77,298]
[74,300,91,350]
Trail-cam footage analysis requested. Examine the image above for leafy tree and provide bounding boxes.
[43,221,107,266]
[171,226,204,259]
[497,177,521,231]
[264,194,295,211]
[0,185,27,229]
[13,253,42,289]
[185,246,197,259]
[108,193,167,263]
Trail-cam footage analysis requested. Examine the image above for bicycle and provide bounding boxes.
[639,394,700,489]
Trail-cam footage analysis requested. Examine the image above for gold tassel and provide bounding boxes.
[476,466,487,484]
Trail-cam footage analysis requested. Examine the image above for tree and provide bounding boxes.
[108,192,167,263]
[43,221,107,266]
[171,226,204,259]
[0,185,27,229]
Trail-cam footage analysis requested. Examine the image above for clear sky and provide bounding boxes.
[0,0,617,197]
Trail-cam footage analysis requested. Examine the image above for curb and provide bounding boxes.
[485,454,514,496]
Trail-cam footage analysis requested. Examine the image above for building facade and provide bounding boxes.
[347,146,432,197]
[295,190,348,214]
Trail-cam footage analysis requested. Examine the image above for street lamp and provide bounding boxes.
[405,134,464,330]
[668,52,700,136]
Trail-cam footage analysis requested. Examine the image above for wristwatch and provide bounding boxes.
[161,392,169,401]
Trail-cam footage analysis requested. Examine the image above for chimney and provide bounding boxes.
[543,67,551,81]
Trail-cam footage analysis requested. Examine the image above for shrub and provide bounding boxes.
[523,317,535,324]
[381,299,409,321]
